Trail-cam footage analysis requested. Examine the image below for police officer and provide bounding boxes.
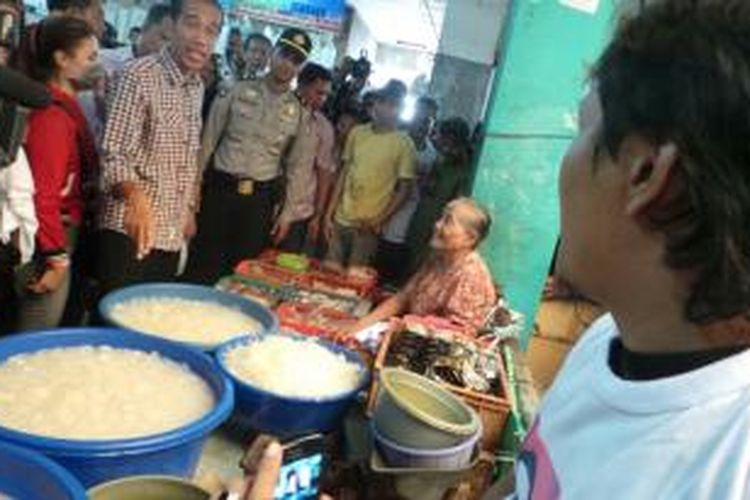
[184,28,312,284]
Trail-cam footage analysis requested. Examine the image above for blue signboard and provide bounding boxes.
[231,0,346,31]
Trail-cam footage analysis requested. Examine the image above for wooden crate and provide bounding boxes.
[367,325,512,453]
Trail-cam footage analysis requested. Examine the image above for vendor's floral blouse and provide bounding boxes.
[404,251,497,330]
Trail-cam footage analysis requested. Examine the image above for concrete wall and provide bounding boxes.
[438,0,509,65]
[472,0,619,346]
[428,0,510,127]
[428,54,493,126]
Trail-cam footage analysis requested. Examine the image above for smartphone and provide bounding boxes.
[273,433,326,500]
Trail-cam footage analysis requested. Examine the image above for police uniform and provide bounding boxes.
[185,29,312,284]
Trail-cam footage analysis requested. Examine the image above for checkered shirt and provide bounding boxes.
[99,48,204,252]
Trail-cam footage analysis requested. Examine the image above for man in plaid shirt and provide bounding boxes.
[95,0,221,294]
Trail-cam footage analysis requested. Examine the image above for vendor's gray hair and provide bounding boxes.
[447,197,492,246]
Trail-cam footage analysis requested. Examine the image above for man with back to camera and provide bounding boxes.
[274,62,336,253]
[184,28,312,285]
[486,1,750,498]
[243,32,271,81]
[95,0,222,295]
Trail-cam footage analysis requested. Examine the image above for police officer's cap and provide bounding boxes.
[277,28,312,61]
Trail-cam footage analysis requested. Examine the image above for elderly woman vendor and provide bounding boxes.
[348,197,497,334]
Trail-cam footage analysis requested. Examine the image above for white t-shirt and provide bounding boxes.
[382,140,438,244]
[513,313,750,500]
[0,149,37,263]
[100,45,136,80]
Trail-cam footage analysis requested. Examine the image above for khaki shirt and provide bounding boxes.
[200,79,302,181]
[279,109,336,223]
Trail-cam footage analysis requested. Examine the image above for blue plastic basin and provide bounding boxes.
[0,441,86,499]
[0,328,234,488]
[98,283,279,350]
[372,423,481,470]
[216,334,369,437]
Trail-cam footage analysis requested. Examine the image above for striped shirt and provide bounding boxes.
[99,48,203,252]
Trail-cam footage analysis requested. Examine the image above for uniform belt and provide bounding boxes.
[206,168,279,196]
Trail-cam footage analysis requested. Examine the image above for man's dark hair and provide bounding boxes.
[170,0,222,21]
[244,32,270,50]
[338,101,367,124]
[102,21,119,48]
[298,63,332,88]
[416,96,438,114]
[46,0,94,13]
[129,26,142,36]
[362,90,376,107]
[592,0,750,323]
[438,117,470,148]
[383,79,407,99]
[142,4,171,30]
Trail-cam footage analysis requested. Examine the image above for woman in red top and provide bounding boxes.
[16,16,98,330]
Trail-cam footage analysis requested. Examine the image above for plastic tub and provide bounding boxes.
[370,445,481,500]
[0,329,234,488]
[88,475,210,500]
[372,423,480,470]
[216,333,369,436]
[0,441,86,500]
[373,369,480,449]
[99,283,279,351]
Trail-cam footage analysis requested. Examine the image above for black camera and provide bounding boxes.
[0,4,51,168]
[0,67,51,168]
[351,56,371,80]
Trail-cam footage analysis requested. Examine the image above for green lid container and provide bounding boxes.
[373,368,480,450]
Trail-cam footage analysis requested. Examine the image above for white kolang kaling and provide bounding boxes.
[0,346,214,440]
[111,297,262,344]
[225,336,362,399]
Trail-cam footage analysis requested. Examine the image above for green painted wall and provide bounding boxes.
[474,0,618,347]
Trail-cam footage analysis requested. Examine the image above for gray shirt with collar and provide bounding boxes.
[200,79,302,182]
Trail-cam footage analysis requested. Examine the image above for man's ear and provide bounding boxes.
[624,142,679,218]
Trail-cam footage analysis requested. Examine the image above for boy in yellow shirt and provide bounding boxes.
[324,84,416,272]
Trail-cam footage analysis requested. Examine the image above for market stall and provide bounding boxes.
[0,251,523,499]
[202,251,526,499]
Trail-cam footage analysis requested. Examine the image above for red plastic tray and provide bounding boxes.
[234,260,304,287]
[276,302,357,337]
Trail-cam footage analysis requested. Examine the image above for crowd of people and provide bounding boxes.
[6,0,750,497]
[0,0,492,335]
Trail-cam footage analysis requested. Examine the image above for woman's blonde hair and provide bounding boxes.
[445,197,492,246]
